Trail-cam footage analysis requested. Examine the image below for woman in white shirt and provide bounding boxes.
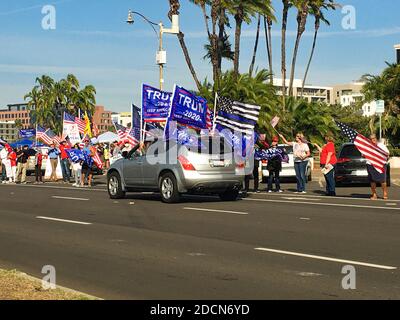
[279,133,311,193]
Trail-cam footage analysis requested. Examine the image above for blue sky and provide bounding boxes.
[0,0,399,112]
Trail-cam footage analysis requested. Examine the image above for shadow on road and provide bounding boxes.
[123,193,241,204]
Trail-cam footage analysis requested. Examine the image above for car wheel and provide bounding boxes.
[108,172,125,199]
[159,173,180,203]
[219,190,239,201]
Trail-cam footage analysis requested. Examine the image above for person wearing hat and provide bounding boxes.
[266,136,285,193]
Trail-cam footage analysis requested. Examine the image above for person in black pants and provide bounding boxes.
[267,136,284,193]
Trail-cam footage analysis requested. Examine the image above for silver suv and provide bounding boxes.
[107,137,244,203]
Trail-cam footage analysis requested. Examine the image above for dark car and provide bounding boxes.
[335,143,391,186]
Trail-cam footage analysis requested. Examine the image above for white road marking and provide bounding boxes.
[36,216,92,225]
[244,198,400,211]
[255,247,397,270]
[51,196,89,201]
[183,207,248,215]
[299,217,311,221]
[0,184,106,192]
[283,197,320,201]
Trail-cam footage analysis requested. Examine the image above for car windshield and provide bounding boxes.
[278,145,293,154]
[339,145,362,158]
[185,137,232,155]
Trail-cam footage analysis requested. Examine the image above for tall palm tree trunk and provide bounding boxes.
[264,16,273,84]
[288,5,308,96]
[233,14,243,77]
[249,14,261,77]
[301,19,320,97]
[168,0,201,90]
[281,0,290,110]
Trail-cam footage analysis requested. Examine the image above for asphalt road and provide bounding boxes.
[0,176,400,299]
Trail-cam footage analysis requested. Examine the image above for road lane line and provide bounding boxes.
[36,216,92,225]
[183,207,248,215]
[0,184,106,192]
[51,196,89,201]
[254,247,397,270]
[244,198,400,211]
[283,197,320,201]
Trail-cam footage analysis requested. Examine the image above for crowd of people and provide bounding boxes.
[0,132,392,200]
[243,132,390,200]
[0,139,134,187]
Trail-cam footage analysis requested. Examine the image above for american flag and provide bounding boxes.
[36,125,57,145]
[75,116,86,134]
[215,95,261,135]
[206,107,213,129]
[45,129,62,145]
[336,121,389,173]
[270,116,280,128]
[92,150,103,169]
[114,122,128,141]
[125,128,140,145]
[63,112,76,125]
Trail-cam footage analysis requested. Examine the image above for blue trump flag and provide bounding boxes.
[19,129,36,138]
[142,84,171,122]
[169,85,208,130]
[66,149,85,163]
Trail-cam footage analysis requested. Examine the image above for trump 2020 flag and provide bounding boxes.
[66,149,85,163]
[142,84,171,122]
[19,129,36,138]
[169,85,208,130]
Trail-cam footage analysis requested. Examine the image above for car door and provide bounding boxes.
[122,154,144,187]
[141,143,160,188]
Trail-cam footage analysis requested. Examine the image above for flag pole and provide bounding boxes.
[212,91,218,133]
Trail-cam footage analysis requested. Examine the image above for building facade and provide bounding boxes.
[111,112,132,128]
[395,44,400,64]
[92,105,113,134]
[0,103,32,129]
[273,79,333,104]
[0,121,19,142]
[332,82,365,106]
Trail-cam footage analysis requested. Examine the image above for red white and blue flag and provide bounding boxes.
[336,121,389,173]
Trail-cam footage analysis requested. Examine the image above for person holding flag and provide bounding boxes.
[279,133,311,194]
[367,135,390,200]
[336,121,390,200]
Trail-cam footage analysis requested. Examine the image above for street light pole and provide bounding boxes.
[127,10,179,91]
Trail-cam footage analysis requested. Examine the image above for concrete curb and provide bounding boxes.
[13,270,103,300]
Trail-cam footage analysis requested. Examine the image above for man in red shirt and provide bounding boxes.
[314,134,337,196]
[59,140,71,183]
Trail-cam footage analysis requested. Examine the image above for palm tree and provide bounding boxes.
[301,0,337,96]
[288,0,310,97]
[264,14,274,84]
[281,0,292,110]
[224,0,274,77]
[249,14,261,77]
[167,0,202,90]
[250,4,275,78]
